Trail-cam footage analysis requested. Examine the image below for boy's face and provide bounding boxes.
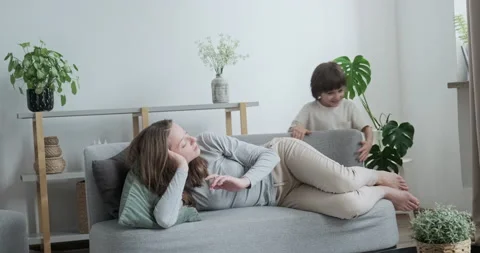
[319,87,345,107]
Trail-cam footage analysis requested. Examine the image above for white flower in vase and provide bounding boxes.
[195,33,249,103]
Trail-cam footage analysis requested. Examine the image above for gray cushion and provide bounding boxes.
[90,201,398,253]
[92,148,129,218]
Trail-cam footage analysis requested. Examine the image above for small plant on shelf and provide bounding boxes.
[4,40,79,112]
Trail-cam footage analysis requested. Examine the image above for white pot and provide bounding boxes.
[373,129,383,149]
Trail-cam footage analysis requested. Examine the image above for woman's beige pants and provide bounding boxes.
[265,137,386,219]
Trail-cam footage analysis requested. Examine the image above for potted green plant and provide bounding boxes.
[195,33,248,103]
[333,55,414,173]
[4,40,79,112]
[454,14,470,79]
[411,204,474,252]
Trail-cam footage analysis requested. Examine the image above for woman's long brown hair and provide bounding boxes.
[126,119,208,207]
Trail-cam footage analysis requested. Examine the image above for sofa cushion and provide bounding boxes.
[90,200,398,253]
[92,148,129,218]
[118,170,201,228]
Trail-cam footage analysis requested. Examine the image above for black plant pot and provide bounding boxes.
[26,89,54,112]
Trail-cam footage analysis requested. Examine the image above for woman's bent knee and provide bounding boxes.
[334,193,371,219]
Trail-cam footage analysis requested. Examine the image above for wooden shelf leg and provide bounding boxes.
[225,110,232,136]
[141,107,149,130]
[132,115,140,137]
[33,113,51,253]
[239,102,248,135]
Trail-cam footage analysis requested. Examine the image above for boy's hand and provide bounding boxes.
[357,140,373,162]
[290,126,312,140]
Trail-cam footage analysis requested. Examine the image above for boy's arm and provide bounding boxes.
[362,126,373,144]
[350,102,373,161]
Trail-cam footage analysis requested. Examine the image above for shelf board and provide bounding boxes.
[448,81,469,89]
[28,231,89,245]
[21,171,85,182]
[17,101,260,119]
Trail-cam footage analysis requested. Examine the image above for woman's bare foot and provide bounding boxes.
[377,171,409,191]
[381,186,420,211]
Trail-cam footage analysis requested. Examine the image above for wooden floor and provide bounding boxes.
[396,213,416,248]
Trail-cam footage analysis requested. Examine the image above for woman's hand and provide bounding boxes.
[168,150,188,171]
[206,174,250,192]
[290,125,312,140]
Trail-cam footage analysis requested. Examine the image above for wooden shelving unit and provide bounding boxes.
[18,101,259,253]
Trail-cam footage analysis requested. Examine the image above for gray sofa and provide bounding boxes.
[0,210,29,253]
[84,130,399,253]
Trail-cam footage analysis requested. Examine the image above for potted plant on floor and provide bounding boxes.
[195,33,249,103]
[4,40,79,112]
[333,55,415,173]
[411,204,474,252]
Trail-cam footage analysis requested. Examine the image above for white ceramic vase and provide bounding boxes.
[373,129,383,149]
[211,74,229,103]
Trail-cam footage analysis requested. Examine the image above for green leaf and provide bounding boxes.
[333,55,372,100]
[19,87,24,95]
[57,85,63,93]
[382,121,415,157]
[73,64,78,71]
[14,68,24,78]
[365,145,402,173]
[37,70,45,79]
[4,53,12,61]
[61,95,66,106]
[8,59,14,72]
[10,74,15,85]
[71,81,77,95]
[19,42,30,48]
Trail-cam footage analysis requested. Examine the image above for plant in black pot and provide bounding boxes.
[4,40,79,112]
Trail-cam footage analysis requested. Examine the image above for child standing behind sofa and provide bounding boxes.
[288,61,373,162]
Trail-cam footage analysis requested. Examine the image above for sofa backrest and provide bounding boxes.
[83,129,362,227]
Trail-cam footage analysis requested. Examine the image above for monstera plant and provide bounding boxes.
[333,55,415,173]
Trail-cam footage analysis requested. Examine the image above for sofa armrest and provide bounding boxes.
[0,210,29,253]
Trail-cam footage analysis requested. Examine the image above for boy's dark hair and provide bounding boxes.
[310,62,346,100]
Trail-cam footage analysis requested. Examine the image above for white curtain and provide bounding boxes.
[468,0,480,245]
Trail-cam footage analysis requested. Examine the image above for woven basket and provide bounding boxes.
[34,157,66,174]
[44,136,59,145]
[76,180,89,234]
[45,145,62,158]
[416,239,471,253]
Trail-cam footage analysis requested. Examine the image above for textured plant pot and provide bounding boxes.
[415,239,471,253]
[26,89,54,112]
[211,75,229,103]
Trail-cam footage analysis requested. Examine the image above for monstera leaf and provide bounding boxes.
[333,55,371,99]
[365,145,402,173]
[382,120,415,157]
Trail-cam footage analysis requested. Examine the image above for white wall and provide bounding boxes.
[395,0,471,211]
[0,1,400,234]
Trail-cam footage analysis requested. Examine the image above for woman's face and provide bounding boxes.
[167,123,200,163]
